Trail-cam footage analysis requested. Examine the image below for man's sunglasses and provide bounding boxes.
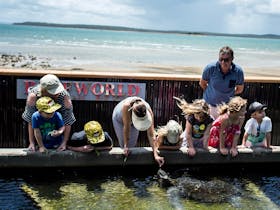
[219,58,231,63]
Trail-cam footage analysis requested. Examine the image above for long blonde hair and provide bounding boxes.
[217,96,247,115]
[174,96,209,116]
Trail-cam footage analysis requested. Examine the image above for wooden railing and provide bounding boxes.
[0,69,279,147]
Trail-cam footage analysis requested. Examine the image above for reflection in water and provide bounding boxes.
[0,167,280,210]
[259,176,280,206]
[21,176,171,209]
[0,178,38,209]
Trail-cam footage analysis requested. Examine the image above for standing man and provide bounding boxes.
[22,74,76,151]
[199,46,244,119]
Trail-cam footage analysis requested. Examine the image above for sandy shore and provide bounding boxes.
[1,53,280,78]
[58,63,280,78]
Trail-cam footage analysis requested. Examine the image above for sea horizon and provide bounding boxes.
[13,21,280,38]
[1,23,280,77]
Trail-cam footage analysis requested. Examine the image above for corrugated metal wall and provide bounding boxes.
[0,74,279,147]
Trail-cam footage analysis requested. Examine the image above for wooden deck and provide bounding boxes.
[0,146,279,168]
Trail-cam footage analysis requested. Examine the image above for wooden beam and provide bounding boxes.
[1,68,279,83]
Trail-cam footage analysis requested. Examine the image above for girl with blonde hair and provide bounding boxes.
[208,96,247,157]
[174,97,213,157]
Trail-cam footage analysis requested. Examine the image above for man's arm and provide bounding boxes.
[199,78,208,91]
[235,84,244,95]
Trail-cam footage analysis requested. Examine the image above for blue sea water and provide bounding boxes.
[1,23,280,69]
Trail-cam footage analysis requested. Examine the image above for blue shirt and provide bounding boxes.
[32,111,64,148]
[202,61,244,106]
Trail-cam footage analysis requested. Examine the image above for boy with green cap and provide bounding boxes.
[32,96,65,152]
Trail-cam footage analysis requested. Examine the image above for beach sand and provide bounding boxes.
[1,53,279,78]
[58,63,280,78]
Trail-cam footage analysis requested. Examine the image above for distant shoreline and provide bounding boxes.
[13,22,280,39]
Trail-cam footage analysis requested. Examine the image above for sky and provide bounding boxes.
[1,0,280,35]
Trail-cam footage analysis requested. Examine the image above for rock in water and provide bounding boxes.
[176,176,238,203]
[157,169,241,203]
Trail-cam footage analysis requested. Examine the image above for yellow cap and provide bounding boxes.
[36,96,61,113]
[84,121,105,144]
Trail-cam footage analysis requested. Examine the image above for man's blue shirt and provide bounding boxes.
[202,61,244,106]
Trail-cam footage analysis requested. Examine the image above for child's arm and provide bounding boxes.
[241,132,248,146]
[219,118,228,155]
[266,132,271,148]
[230,132,240,157]
[34,128,47,153]
[153,135,164,167]
[202,124,212,149]
[69,144,113,152]
[265,118,272,148]
[185,122,194,148]
[185,121,196,156]
[28,123,36,151]
[67,145,94,152]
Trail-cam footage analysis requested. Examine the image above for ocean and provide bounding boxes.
[1,23,280,71]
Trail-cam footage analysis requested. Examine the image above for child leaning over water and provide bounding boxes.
[153,120,183,167]
[208,96,247,157]
[32,96,65,153]
[241,102,272,148]
[67,121,113,152]
[174,97,213,157]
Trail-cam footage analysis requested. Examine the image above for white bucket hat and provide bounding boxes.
[40,74,64,95]
[166,120,182,144]
[132,108,152,131]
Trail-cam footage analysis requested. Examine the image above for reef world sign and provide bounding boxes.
[17,79,146,101]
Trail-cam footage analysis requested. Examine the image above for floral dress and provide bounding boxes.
[208,113,240,148]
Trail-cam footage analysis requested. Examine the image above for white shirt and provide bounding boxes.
[244,116,272,136]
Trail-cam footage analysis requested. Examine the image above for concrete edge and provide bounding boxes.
[0,146,279,168]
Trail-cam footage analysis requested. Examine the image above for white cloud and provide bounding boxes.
[0,0,147,26]
[219,0,279,34]
[221,0,280,16]
[38,0,146,16]
[255,0,280,15]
